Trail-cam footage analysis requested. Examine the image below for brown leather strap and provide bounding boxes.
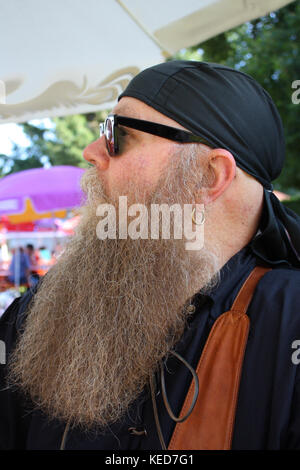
[168,265,271,450]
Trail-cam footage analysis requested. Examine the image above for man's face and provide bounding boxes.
[83,97,190,200]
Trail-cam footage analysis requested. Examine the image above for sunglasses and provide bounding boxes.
[99,114,213,157]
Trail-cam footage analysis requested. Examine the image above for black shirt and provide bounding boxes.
[1,244,300,450]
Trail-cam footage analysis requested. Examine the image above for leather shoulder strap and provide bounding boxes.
[168,265,271,450]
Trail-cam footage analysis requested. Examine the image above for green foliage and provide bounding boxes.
[174,2,300,194]
[4,155,43,173]
[0,110,107,175]
[45,113,103,168]
[282,193,300,215]
[0,143,44,177]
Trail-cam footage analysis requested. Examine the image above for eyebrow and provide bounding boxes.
[113,106,139,119]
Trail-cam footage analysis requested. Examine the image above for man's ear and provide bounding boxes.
[200,148,236,204]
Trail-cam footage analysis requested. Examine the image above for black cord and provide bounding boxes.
[150,350,199,449]
[160,350,199,423]
[60,419,71,450]
[150,373,167,450]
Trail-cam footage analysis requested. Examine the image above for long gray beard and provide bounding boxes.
[8,148,219,430]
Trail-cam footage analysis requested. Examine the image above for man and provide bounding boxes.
[8,247,31,286]
[1,60,300,450]
[25,244,40,287]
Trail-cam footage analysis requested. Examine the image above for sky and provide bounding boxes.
[0,119,53,156]
[0,123,30,155]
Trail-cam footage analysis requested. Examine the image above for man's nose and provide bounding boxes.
[83,136,110,170]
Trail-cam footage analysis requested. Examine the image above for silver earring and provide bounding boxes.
[191,207,205,225]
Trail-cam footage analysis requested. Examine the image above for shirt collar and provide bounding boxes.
[195,243,258,307]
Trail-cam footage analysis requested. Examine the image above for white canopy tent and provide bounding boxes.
[0,0,294,124]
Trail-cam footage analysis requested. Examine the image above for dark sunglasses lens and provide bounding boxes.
[105,118,115,156]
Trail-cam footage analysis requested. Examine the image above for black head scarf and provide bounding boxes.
[118,60,300,268]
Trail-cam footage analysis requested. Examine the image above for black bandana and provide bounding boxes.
[119,60,300,268]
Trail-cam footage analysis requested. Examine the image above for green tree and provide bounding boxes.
[173,2,300,193]
[0,110,107,175]
[45,112,105,167]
